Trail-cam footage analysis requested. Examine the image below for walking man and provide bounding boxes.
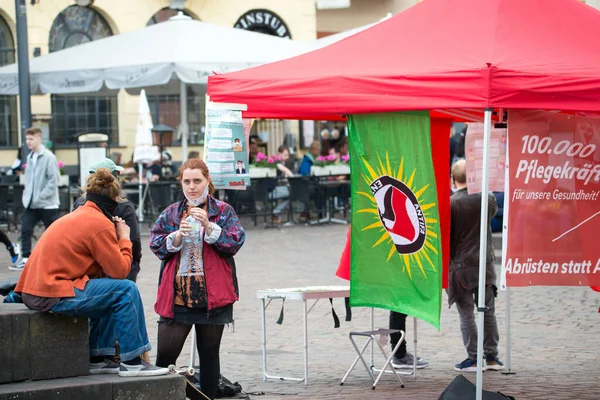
[448,160,504,372]
[11,127,60,271]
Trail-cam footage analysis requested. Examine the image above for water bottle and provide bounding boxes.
[184,215,201,245]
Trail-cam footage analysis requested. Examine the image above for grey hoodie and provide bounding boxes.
[22,145,60,209]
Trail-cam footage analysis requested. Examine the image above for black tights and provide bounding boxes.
[0,229,14,254]
[156,321,224,400]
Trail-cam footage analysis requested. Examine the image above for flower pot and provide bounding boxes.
[326,164,350,175]
[249,167,276,178]
[311,165,350,176]
[59,175,69,187]
[19,174,70,186]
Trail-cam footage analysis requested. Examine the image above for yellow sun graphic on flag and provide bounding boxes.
[357,152,439,280]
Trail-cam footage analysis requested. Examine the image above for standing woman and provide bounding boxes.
[150,158,245,400]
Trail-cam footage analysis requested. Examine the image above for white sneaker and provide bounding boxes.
[118,359,169,377]
[8,257,27,271]
[9,242,20,265]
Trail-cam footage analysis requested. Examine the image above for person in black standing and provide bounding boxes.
[73,158,142,282]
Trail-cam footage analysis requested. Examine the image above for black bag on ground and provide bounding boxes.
[191,367,245,399]
[216,375,243,398]
[439,375,516,400]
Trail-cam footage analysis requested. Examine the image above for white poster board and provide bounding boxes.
[79,147,108,186]
[465,123,507,194]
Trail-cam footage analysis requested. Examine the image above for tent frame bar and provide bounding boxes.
[475,108,493,400]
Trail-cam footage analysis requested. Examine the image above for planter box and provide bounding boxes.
[311,165,350,176]
[249,167,277,178]
[59,175,69,187]
[20,175,70,186]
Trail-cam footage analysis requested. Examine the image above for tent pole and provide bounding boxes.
[500,114,515,375]
[476,109,493,400]
[138,163,144,222]
[180,81,189,161]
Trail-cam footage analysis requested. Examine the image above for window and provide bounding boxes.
[49,6,118,145]
[0,15,17,147]
[50,96,118,145]
[146,9,205,144]
[146,86,206,145]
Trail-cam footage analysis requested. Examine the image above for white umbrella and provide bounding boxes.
[133,89,157,222]
[0,13,311,157]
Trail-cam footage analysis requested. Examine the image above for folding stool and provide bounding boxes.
[340,328,406,390]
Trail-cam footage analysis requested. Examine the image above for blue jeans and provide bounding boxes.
[51,278,152,361]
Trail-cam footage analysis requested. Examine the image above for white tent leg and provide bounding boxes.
[138,162,144,222]
[180,81,189,161]
[476,109,493,400]
[499,118,515,375]
[503,288,514,374]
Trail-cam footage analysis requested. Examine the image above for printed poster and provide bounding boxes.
[503,110,600,286]
[204,103,250,190]
[465,123,507,194]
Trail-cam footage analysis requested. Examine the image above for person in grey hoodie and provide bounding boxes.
[11,127,60,271]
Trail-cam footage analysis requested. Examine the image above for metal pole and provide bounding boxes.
[261,298,267,382]
[476,109,493,400]
[303,299,308,385]
[180,81,189,161]
[500,117,515,375]
[504,287,512,372]
[137,162,144,222]
[15,0,31,165]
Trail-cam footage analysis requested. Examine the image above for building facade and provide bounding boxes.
[0,0,317,168]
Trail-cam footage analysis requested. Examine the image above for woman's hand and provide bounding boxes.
[113,216,130,240]
[189,208,210,229]
[189,208,213,236]
[172,219,192,247]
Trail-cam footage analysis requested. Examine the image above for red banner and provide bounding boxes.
[504,110,600,287]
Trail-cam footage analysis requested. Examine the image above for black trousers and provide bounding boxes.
[0,229,11,249]
[389,311,407,358]
[156,321,224,400]
[21,208,59,257]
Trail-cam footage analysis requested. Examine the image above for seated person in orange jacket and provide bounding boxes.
[15,168,167,377]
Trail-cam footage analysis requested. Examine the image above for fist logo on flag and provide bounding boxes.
[371,175,426,254]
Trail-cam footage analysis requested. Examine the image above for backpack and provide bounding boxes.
[216,375,243,398]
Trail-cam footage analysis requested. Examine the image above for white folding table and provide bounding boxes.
[256,285,420,386]
[256,285,350,385]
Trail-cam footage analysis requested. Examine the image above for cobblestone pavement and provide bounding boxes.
[1,222,599,399]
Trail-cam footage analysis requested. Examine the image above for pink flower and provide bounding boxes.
[256,152,267,161]
[317,156,326,161]
[341,155,350,163]
[272,155,280,161]
[57,161,64,168]
[327,154,337,161]
[267,157,274,163]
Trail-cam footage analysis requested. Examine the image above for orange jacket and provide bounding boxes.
[15,201,132,298]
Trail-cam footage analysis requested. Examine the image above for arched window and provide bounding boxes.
[0,14,17,147]
[49,6,118,146]
[145,8,205,144]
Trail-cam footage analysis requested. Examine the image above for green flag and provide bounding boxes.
[349,112,442,329]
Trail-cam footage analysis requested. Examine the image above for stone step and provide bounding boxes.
[0,373,186,400]
[0,304,89,384]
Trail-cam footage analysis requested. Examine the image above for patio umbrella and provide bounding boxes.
[133,89,157,222]
[0,13,311,158]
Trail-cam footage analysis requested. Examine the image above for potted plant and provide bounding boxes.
[249,152,277,178]
[19,160,70,186]
[311,155,350,176]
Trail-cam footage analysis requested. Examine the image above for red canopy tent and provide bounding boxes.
[209,0,600,119]
[208,0,600,396]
